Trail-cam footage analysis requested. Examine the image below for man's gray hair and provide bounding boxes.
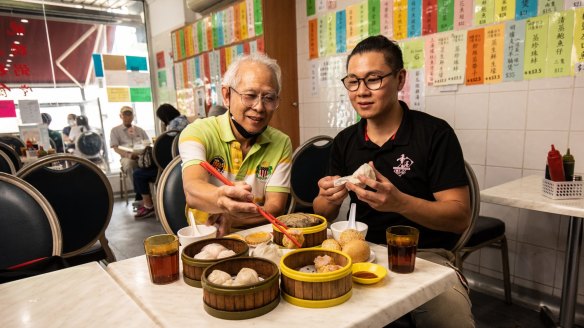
[221,53,282,94]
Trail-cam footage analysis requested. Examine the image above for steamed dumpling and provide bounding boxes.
[233,268,260,286]
[194,250,215,260]
[251,242,282,264]
[201,243,228,258]
[217,249,236,259]
[207,270,232,285]
[333,163,376,188]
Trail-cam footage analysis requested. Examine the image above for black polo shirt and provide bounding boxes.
[329,101,468,249]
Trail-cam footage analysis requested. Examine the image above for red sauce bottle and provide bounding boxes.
[547,144,565,182]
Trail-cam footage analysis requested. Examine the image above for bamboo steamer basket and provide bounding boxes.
[181,238,249,287]
[280,249,352,308]
[201,257,280,320]
[273,214,327,248]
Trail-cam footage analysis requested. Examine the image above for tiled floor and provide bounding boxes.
[103,199,569,328]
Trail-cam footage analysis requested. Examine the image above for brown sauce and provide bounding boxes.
[353,271,378,279]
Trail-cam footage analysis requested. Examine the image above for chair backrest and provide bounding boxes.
[76,131,103,158]
[0,141,22,172]
[171,131,181,158]
[17,154,113,258]
[155,156,188,234]
[0,173,62,269]
[450,160,480,254]
[288,135,334,213]
[0,135,25,153]
[0,150,16,174]
[153,130,180,170]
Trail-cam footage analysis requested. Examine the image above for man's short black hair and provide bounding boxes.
[346,35,404,72]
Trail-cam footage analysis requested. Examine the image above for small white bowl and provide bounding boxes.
[330,221,368,242]
[177,225,217,246]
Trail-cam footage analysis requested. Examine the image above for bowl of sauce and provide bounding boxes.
[352,262,387,284]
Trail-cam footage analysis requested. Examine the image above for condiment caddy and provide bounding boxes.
[543,145,582,199]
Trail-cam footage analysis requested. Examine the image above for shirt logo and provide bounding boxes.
[393,154,414,177]
[255,161,273,182]
[209,157,225,173]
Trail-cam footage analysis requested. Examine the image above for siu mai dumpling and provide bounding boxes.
[314,255,336,272]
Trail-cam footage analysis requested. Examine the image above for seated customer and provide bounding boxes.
[41,113,64,153]
[179,53,292,236]
[156,103,190,132]
[313,35,474,327]
[134,103,195,219]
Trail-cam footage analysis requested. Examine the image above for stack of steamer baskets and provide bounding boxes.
[272,213,328,248]
[189,213,355,320]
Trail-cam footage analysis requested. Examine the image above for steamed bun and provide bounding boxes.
[342,239,370,263]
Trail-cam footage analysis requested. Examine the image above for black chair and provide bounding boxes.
[155,156,188,234]
[17,154,116,264]
[153,130,180,171]
[171,131,181,158]
[456,218,511,304]
[0,173,62,269]
[449,161,480,254]
[76,131,104,160]
[0,141,22,172]
[0,150,16,174]
[287,135,334,214]
[0,135,25,153]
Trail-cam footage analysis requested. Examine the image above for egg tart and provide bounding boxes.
[244,231,272,246]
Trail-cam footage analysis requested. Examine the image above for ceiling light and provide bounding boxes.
[6,64,10,67]
[9,54,14,57]
[14,41,20,44]
[21,19,28,23]
[7,59,12,63]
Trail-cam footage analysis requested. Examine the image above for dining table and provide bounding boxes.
[106,224,460,327]
[480,175,584,328]
[0,262,157,327]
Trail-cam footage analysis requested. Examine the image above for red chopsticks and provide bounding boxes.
[199,161,302,248]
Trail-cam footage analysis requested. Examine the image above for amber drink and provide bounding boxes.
[386,226,419,274]
[144,234,179,284]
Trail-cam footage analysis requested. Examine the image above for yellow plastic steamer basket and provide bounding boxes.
[272,214,327,248]
[279,248,353,308]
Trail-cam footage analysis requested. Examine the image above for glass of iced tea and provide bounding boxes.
[386,226,419,274]
[144,234,180,284]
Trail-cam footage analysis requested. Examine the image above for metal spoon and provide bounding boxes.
[188,211,201,236]
[348,203,357,230]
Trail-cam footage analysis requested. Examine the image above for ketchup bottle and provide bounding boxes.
[547,144,565,181]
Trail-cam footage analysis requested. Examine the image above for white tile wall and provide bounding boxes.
[526,89,573,130]
[486,130,525,168]
[295,0,584,304]
[488,91,528,130]
[455,94,489,129]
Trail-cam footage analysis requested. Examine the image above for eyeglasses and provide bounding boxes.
[230,87,280,110]
[341,71,395,91]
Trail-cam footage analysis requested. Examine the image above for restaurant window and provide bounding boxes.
[0,0,154,174]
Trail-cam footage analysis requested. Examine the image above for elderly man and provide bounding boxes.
[110,106,149,191]
[179,53,292,236]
